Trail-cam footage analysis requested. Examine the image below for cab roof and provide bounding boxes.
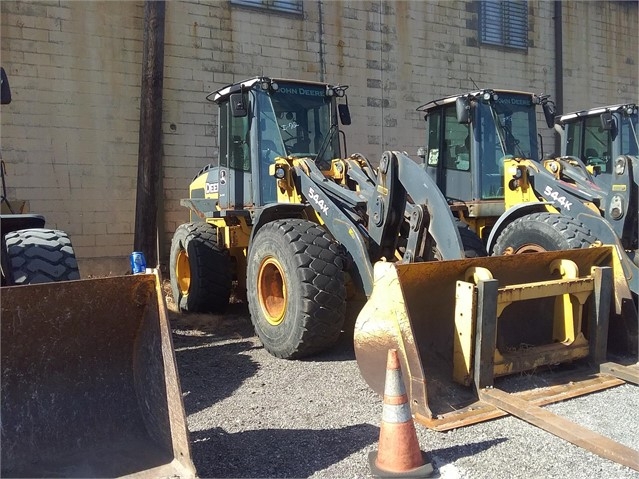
[207,77,337,104]
[556,103,638,125]
[416,89,538,112]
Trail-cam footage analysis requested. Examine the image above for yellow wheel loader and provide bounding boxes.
[170,77,487,358]
[417,90,637,355]
[0,67,195,478]
[555,102,637,268]
[171,77,638,470]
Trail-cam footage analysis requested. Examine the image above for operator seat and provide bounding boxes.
[585,148,599,160]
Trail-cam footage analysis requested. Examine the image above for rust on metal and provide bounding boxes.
[353,245,639,470]
[1,273,196,478]
[354,247,618,421]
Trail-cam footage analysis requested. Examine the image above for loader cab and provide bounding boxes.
[557,104,638,181]
[209,77,347,209]
[419,90,541,205]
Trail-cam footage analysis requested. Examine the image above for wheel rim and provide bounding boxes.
[503,243,547,254]
[257,257,287,325]
[175,248,191,295]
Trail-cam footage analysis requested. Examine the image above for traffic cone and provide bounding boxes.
[369,348,434,478]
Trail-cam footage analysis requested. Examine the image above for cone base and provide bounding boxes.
[368,451,435,478]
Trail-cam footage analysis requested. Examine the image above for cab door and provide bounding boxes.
[218,95,253,210]
[425,104,472,201]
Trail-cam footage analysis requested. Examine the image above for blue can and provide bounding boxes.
[130,251,147,274]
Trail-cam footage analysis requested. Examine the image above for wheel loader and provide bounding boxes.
[170,76,490,358]
[0,67,196,478]
[171,77,639,469]
[555,102,637,265]
[416,89,637,354]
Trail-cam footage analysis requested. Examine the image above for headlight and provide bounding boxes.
[614,156,626,175]
[274,166,286,179]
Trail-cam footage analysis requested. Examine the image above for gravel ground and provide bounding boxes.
[168,300,639,479]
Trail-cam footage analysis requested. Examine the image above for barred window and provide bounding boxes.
[479,0,528,50]
[230,0,303,14]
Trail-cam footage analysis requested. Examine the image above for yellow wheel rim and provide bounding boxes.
[257,257,287,325]
[504,244,547,255]
[175,248,191,295]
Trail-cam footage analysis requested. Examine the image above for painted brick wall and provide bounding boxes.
[1,1,144,274]
[1,0,636,275]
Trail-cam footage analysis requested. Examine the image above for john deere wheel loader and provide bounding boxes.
[170,76,488,359]
[0,67,195,478]
[417,89,637,354]
[555,102,637,263]
[171,77,639,469]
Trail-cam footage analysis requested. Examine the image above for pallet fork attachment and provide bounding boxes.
[354,246,638,471]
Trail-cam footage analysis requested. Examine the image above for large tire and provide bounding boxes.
[493,212,596,255]
[170,222,232,313]
[457,219,488,257]
[3,228,80,285]
[247,219,347,359]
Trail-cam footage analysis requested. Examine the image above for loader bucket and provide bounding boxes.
[1,273,196,478]
[354,246,628,430]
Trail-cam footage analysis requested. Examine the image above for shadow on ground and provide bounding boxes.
[174,339,261,416]
[428,437,508,469]
[189,423,378,478]
[189,426,507,478]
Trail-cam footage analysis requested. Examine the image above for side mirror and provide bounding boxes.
[600,111,614,131]
[456,97,470,124]
[338,104,351,125]
[542,101,556,129]
[230,93,247,117]
[600,111,618,140]
[1,67,12,105]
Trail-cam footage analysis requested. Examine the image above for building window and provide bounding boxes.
[479,0,528,50]
[230,0,303,14]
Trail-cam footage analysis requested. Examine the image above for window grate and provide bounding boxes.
[480,0,528,50]
[231,0,303,14]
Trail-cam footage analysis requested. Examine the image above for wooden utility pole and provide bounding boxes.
[134,0,165,267]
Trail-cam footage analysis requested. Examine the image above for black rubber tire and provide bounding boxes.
[4,228,80,285]
[493,212,596,255]
[170,222,232,314]
[457,219,488,257]
[247,219,347,359]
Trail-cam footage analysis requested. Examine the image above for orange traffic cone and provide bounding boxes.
[369,348,434,478]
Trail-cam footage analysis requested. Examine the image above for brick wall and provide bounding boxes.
[1,1,144,274]
[1,0,636,275]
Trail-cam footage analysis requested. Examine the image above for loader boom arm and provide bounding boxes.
[293,151,466,296]
[359,151,465,262]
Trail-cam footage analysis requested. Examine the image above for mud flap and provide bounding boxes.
[354,247,628,425]
[1,273,196,478]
